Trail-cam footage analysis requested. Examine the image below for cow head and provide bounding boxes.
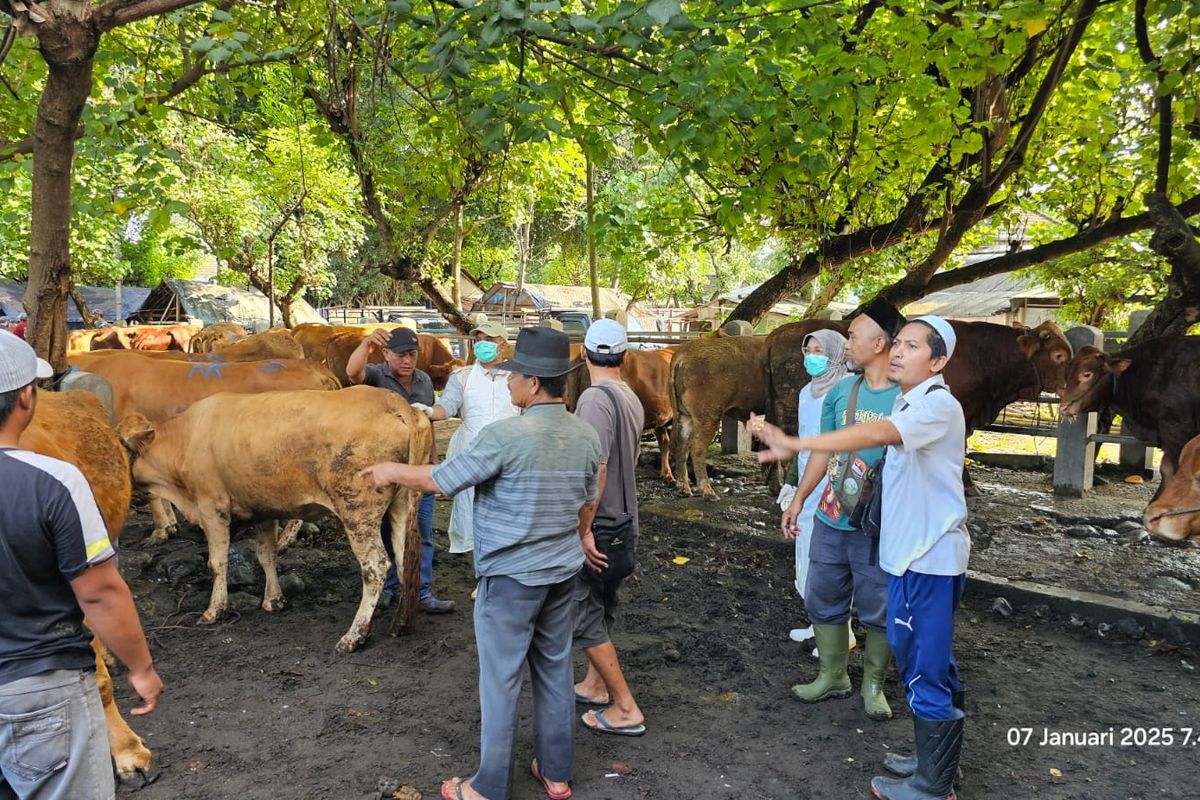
[1057,346,1131,418]
[1144,436,1200,543]
[116,413,156,458]
[1015,321,1073,392]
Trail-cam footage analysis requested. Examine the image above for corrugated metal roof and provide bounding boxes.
[904,273,1059,319]
[0,281,153,326]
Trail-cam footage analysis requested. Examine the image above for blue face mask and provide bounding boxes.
[803,353,829,377]
[473,340,499,363]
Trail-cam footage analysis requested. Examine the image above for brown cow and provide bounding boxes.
[325,329,463,390]
[69,351,341,541]
[19,392,154,783]
[1059,336,1200,494]
[68,328,106,355]
[79,329,305,364]
[670,334,769,497]
[118,386,432,651]
[292,323,405,362]
[566,347,678,481]
[91,324,193,352]
[189,321,248,353]
[1144,434,1200,543]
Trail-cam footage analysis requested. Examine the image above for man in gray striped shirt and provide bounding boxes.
[361,327,600,800]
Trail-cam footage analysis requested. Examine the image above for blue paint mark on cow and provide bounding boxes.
[188,353,226,365]
[188,361,227,380]
[259,359,287,374]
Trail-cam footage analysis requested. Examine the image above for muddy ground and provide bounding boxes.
[112,445,1198,800]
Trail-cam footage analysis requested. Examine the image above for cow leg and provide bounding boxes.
[255,520,286,613]
[673,414,694,496]
[690,418,719,498]
[147,496,178,544]
[656,425,675,483]
[338,516,391,653]
[277,518,303,551]
[93,637,154,784]
[961,464,980,497]
[198,510,233,625]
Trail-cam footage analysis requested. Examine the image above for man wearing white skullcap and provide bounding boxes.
[749,313,970,800]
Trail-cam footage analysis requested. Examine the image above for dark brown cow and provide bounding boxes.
[1144,434,1200,543]
[670,334,768,497]
[324,329,463,390]
[566,347,678,481]
[1059,336,1200,494]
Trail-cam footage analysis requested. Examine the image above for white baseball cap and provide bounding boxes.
[584,318,627,354]
[913,315,957,359]
[0,333,53,392]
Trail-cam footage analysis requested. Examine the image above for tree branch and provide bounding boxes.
[96,0,205,32]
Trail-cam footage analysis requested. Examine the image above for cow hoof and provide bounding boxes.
[261,596,286,613]
[675,484,693,497]
[146,530,170,545]
[114,750,157,788]
[335,636,364,653]
[700,488,718,499]
[199,608,225,625]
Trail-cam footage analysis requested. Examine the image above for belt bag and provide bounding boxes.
[847,382,949,539]
[831,377,879,523]
[587,384,637,584]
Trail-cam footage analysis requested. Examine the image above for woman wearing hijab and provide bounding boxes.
[780,328,855,652]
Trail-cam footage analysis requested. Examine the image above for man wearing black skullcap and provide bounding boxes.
[781,298,906,721]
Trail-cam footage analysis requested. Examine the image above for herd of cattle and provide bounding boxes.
[15,315,1200,783]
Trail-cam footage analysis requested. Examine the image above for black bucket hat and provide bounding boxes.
[496,327,581,378]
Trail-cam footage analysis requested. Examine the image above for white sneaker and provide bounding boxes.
[789,626,815,643]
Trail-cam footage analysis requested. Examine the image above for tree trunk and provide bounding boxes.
[450,201,464,310]
[24,22,99,369]
[68,281,94,327]
[1125,192,1200,347]
[587,157,600,320]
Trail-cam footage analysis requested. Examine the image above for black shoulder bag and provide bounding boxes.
[850,383,949,539]
[586,384,637,584]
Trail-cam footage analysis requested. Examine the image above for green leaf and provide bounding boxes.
[569,14,599,32]
[190,37,216,53]
[646,0,682,26]
[498,0,524,21]
[211,9,233,23]
[665,12,696,33]
[653,107,679,126]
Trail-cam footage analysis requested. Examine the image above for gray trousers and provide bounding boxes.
[472,575,575,800]
[0,669,114,800]
[804,516,889,632]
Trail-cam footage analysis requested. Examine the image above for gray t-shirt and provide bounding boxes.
[576,380,644,538]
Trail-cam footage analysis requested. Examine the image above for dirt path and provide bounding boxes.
[113,453,1198,799]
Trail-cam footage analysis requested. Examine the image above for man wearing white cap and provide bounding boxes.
[421,319,519,555]
[0,335,163,799]
[571,318,646,737]
[751,314,969,800]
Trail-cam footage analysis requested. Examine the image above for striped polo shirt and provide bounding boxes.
[431,403,600,586]
[0,449,115,685]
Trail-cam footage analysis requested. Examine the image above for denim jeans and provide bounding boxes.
[0,669,113,800]
[382,491,435,599]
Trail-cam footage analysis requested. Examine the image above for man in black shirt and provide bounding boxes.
[0,334,162,799]
[348,327,453,613]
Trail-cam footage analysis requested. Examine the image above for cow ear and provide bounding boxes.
[1107,357,1133,374]
[1016,334,1039,358]
[116,413,156,453]
[1010,321,1026,330]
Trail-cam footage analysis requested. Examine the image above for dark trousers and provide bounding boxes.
[803,516,889,631]
[887,571,966,720]
[471,575,575,800]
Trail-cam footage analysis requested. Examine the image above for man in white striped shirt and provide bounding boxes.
[0,334,161,800]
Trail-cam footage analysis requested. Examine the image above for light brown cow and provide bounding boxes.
[68,328,106,356]
[292,323,402,362]
[19,392,154,784]
[68,351,341,541]
[1144,434,1200,543]
[670,334,769,497]
[566,347,678,481]
[119,387,432,651]
[189,321,248,353]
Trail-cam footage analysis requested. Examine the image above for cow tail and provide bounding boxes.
[763,336,777,426]
[669,351,688,422]
[384,401,428,611]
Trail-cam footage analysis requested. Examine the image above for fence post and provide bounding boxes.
[1054,326,1105,497]
[720,414,751,454]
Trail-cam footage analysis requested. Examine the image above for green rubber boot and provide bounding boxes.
[791,624,852,703]
[861,630,894,721]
